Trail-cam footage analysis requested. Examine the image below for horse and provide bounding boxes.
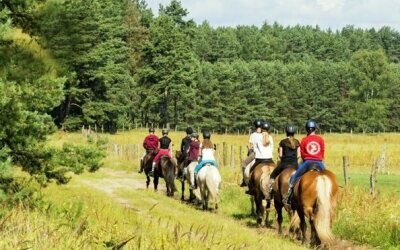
[247,161,276,226]
[290,168,339,247]
[142,150,156,188]
[196,163,221,210]
[272,166,300,237]
[144,154,177,197]
[175,150,195,201]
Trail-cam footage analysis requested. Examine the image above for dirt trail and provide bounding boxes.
[79,168,374,250]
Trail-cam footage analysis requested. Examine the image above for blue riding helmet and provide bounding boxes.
[305,120,317,133]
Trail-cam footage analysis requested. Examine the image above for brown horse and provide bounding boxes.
[144,154,177,197]
[175,150,195,201]
[142,150,156,188]
[247,161,276,226]
[272,166,300,237]
[290,168,339,247]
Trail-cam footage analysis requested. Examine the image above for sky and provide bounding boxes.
[145,0,400,31]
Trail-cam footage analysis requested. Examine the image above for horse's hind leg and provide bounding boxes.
[180,180,185,200]
[146,176,150,188]
[153,177,159,191]
[275,203,284,234]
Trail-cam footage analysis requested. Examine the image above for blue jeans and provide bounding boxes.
[289,160,325,186]
[194,160,218,174]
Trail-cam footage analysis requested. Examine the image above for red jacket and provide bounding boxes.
[300,134,325,161]
[143,134,159,150]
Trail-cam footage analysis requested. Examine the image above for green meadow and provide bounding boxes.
[1,130,399,249]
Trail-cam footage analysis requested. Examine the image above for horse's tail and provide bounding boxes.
[205,165,221,204]
[166,159,177,192]
[314,175,334,246]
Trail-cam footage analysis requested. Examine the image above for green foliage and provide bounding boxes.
[55,142,106,175]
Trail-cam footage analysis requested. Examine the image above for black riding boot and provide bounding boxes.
[283,184,293,205]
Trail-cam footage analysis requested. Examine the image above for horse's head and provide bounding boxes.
[246,145,254,156]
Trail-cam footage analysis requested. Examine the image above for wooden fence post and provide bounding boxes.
[370,158,378,197]
[239,145,243,166]
[343,156,349,186]
[223,142,228,167]
[230,145,235,168]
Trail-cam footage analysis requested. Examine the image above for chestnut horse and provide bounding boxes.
[247,161,276,226]
[272,166,300,237]
[290,168,338,247]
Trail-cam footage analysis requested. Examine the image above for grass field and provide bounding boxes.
[1,130,399,249]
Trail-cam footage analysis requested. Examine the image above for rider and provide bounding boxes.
[138,127,159,173]
[192,130,218,189]
[180,127,193,160]
[245,121,274,195]
[265,124,300,200]
[283,120,326,205]
[187,132,201,164]
[239,119,262,187]
[149,128,172,176]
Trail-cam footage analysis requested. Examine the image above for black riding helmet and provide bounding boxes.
[305,120,317,133]
[191,132,199,139]
[149,127,155,133]
[203,130,211,139]
[253,119,263,128]
[261,121,271,132]
[286,124,297,134]
[186,127,193,135]
[162,128,169,135]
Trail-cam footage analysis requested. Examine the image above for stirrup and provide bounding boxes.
[240,180,247,187]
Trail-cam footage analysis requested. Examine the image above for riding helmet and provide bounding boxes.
[203,130,211,139]
[149,127,155,133]
[186,127,193,134]
[191,132,199,139]
[286,124,297,134]
[253,119,263,128]
[305,120,317,133]
[261,121,271,132]
[162,128,169,135]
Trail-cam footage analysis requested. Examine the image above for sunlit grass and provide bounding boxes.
[2,130,399,248]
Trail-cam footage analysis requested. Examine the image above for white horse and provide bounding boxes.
[196,163,221,210]
[244,158,257,216]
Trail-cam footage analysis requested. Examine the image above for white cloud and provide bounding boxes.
[145,0,400,31]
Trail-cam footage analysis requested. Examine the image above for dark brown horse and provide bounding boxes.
[272,166,300,237]
[290,168,339,247]
[247,161,276,226]
[144,154,177,197]
[175,150,195,201]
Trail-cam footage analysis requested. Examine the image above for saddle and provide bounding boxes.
[294,162,323,186]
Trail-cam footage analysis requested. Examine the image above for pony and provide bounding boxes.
[144,154,177,197]
[247,161,276,226]
[175,150,195,201]
[272,166,300,237]
[290,168,339,247]
[196,163,221,210]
